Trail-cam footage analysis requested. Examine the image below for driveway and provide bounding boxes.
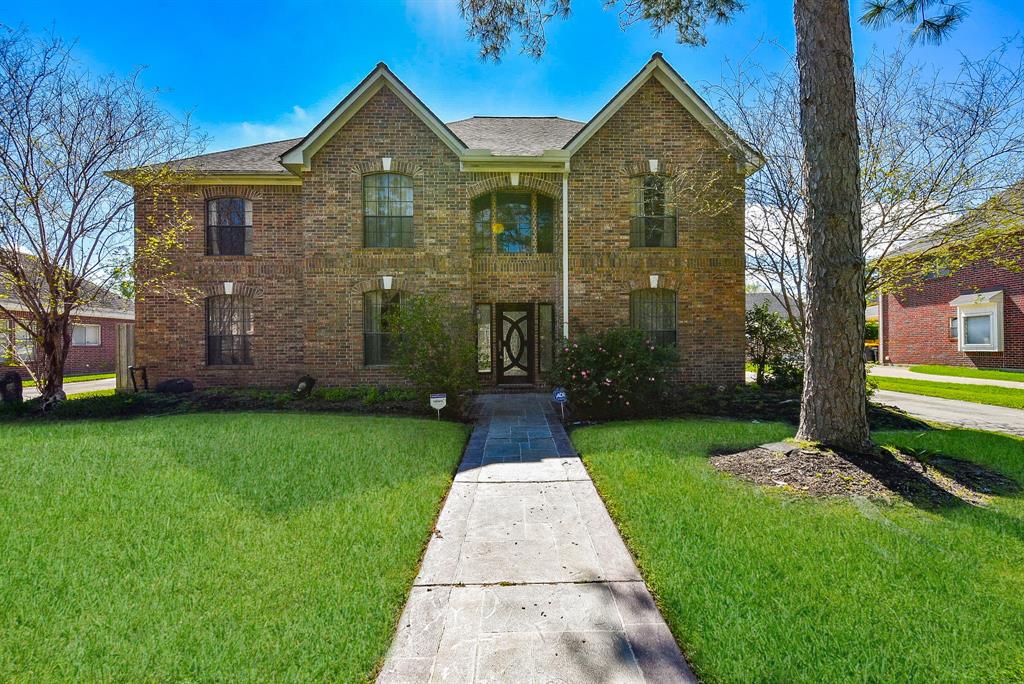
[874,390,1024,437]
[23,377,116,400]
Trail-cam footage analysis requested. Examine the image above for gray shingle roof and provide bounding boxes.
[446,116,584,156]
[164,138,302,175]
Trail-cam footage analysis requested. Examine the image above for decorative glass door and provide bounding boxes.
[497,304,533,384]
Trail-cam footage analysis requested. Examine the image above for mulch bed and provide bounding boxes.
[710,446,1019,508]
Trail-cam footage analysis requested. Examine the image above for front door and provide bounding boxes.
[496,304,533,384]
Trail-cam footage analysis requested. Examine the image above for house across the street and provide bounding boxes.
[881,195,1024,370]
[122,54,760,389]
[2,297,134,378]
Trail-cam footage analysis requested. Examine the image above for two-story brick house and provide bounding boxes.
[125,54,760,389]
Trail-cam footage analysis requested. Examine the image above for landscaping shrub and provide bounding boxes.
[548,327,676,419]
[387,294,479,415]
[745,302,803,388]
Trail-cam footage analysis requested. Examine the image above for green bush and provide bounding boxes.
[548,327,676,419]
[864,319,879,341]
[745,302,802,388]
[387,294,479,415]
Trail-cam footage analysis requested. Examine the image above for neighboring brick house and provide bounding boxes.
[123,54,760,389]
[2,299,134,378]
[881,253,1024,369]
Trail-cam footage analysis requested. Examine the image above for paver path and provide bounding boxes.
[379,394,695,683]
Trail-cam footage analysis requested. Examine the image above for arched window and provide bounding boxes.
[364,289,405,365]
[206,198,252,255]
[472,191,554,254]
[630,175,675,247]
[363,173,414,247]
[630,289,677,346]
[206,295,254,365]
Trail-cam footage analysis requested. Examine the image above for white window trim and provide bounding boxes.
[951,291,1003,353]
[72,323,102,347]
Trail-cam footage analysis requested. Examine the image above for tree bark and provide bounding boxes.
[36,315,71,407]
[793,0,873,451]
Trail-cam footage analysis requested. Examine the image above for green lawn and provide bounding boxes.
[0,413,467,682]
[16,372,116,388]
[874,376,1024,409]
[575,419,1024,683]
[910,364,1024,383]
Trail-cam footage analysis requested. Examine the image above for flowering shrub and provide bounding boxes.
[548,327,676,418]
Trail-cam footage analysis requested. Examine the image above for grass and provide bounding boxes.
[874,376,1024,409]
[0,412,467,682]
[13,372,116,388]
[910,364,1024,383]
[575,419,1024,683]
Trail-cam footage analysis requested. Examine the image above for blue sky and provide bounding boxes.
[6,0,1023,152]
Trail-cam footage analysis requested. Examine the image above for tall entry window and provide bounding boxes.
[363,173,414,247]
[472,191,554,255]
[364,290,405,365]
[630,289,678,347]
[206,295,254,365]
[630,175,676,247]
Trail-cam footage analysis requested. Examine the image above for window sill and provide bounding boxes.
[363,363,395,369]
[205,364,256,369]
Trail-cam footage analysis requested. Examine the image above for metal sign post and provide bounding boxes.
[429,393,447,420]
[552,387,568,420]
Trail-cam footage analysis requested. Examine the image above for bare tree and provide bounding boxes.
[716,39,1024,339]
[459,0,969,451]
[0,27,202,405]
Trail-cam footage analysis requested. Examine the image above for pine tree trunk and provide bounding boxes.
[793,0,872,452]
[36,315,70,407]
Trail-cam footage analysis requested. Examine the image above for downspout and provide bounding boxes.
[561,169,570,339]
[877,293,885,365]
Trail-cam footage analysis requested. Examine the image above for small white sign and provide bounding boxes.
[430,393,447,410]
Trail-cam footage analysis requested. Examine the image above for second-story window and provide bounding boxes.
[206,198,252,255]
[364,173,413,247]
[630,175,676,248]
[472,191,554,255]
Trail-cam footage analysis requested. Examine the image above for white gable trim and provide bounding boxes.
[562,54,763,176]
[280,64,466,172]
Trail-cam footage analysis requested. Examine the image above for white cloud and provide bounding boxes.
[207,102,321,151]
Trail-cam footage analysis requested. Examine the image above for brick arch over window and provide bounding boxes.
[200,282,264,299]
[350,276,418,297]
[625,274,679,292]
[350,158,423,178]
[466,174,561,200]
[200,186,264,201]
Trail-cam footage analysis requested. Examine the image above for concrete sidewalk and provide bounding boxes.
[874,390,1024,437]
[378,394,694,683]
[869,365,1024,389]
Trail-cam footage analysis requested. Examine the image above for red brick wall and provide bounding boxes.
[133,78,747,389]
[883,256,1024,369]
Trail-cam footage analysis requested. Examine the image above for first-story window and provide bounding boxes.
[72,324,101,347]
[206,295,253,365]
[948,317,958,340]
[630,174,676,247]
[207,197,253,256]
[950,290,1003,352]
[364,290,404,365]
[4,321,35,364]
[630,289,678,346]
[476,304,492,373]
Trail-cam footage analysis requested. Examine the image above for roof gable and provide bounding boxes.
[280,64,467,172]
[563,53,762,175]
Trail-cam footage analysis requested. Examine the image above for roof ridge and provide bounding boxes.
[447,115,585,123]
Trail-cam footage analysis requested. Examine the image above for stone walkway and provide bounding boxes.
[379,394,695,683]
